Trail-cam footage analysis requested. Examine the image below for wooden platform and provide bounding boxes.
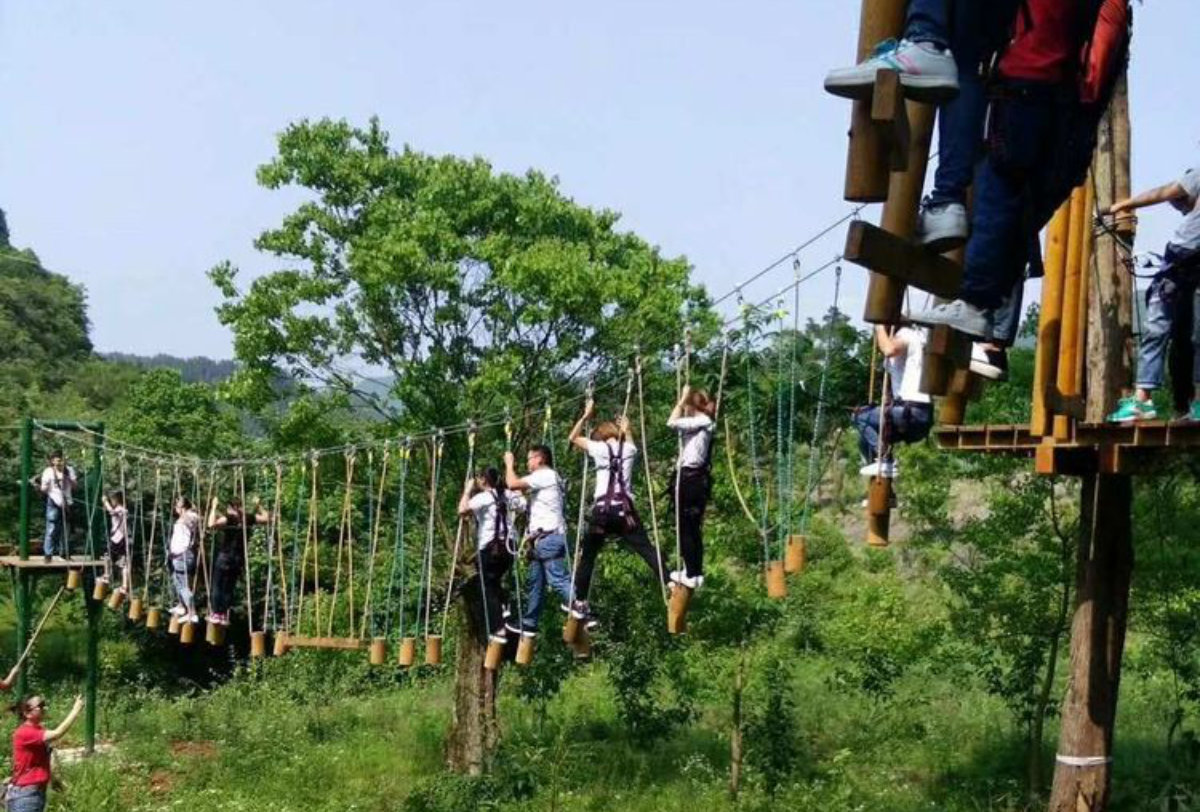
[0,556,105,570]
[936,421,1200,475]
[284,636,363,651]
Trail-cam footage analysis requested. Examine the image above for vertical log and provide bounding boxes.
[1054,186,1089,440]
[1032,203,1072,437]
[844,0,908,202]
[446,602,500,775]
[1048,75,1136,812]
[864,101,938,323]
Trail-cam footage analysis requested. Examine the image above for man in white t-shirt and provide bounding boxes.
[565,400,668,628]
[37,450,76,560]
[504,445,573,636]
[851,325,935,479]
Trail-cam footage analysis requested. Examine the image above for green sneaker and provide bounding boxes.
[1107,396,1157,423]
[1186,401,1200,422]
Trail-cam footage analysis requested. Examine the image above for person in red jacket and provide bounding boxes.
[5,695,84,812]
[914,0,1132,338]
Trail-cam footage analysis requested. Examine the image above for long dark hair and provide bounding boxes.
[478,466,502,491]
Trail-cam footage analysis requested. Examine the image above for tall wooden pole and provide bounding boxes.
[1048,74,1135,812]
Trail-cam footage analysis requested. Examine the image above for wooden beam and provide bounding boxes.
[285,636,364,651]
[870,70,911,172]
[843,0,908,202]
[0,556,105,570]
[846,221,963,301]
[1032,201,1071,437]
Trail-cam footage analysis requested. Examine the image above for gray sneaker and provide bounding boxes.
[916,201,969,254]
[825,38,960,103]
[910,300,993,340]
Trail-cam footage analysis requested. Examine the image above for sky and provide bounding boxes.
[2,0,1197,359]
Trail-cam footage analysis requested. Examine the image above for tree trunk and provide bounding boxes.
[1030,518,1075,800]
[729,647,746,801]
[1047,474,1134,812]
[445,596,500,775]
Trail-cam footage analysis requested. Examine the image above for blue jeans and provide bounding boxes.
[992,279,1025,346]
[1135,248,1200,391]
[905,0,951,50]
[6,785,46,812]
[521,532,574,632]
[171,552,196,612]
[43,502,65,557]
[852,402,934,463]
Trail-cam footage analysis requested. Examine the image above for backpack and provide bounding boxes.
[590,440,638,532]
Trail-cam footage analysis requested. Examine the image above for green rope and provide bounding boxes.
[385,441,411,641]
[742,303,771,567]
[801,266,843,532]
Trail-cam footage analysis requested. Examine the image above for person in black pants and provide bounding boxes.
[666,385,716,590]
[458,466,525,642]
[205,497,269,626]
[568,400,668,628]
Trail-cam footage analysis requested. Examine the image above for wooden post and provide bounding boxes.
[1048,75,1136,812]
[1054,186,1089,440]
[843,0,908,203]
[864,101,938,323]
[1032,202,1072,437]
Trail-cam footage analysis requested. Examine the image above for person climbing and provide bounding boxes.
[504,445,573,637]
[851,325,934,479]
[205,497,269,626]
[458,467,526,644]
[100,491,132,597]
[912,0,1133,338]
[1105,166,1200,422]
[6,694,84,812]
[568,399,669,627]
[168,497,200,624]
[35,451,75,563]
[666,385,716,591]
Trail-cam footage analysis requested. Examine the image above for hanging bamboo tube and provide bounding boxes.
[1054,185,1090,440]
[765,561,787,600]
[273,632,288,657]
[515,633,536,666]
[668,585,693,635]
[167,613,181,635]
[206,620,226,646]
[180,621,196,644]
[424,635,442,666]
[398,637,416,667]
[1032,201,1073,436]
[92,579,109,602]
[844,0,909,202]
[128,597,144,623]
[65,569,82,591]
[563,614,582,645]
[107,589,126,612]
[785,535,807,575]
[867,477,892,548]
[145,606,162,630]
[484,638,505,671]
[571,628,592,660]
[250,631,267,659]
[368,637,387,666]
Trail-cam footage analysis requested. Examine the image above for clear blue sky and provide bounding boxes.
[2,1,1196,358]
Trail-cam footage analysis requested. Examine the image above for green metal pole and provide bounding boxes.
[16,418,33,697]
[84,423,104,754]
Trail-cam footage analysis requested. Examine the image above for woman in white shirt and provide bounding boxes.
[851,325,934,479]
[101,491,132,596]
[566,399,668,628]
[457,467,526,644]
[168,497,200,623]
[666,386,716,590]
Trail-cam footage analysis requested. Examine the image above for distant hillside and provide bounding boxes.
[102,352,237,384]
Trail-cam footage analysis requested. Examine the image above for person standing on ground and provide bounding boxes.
[6,694,84,812]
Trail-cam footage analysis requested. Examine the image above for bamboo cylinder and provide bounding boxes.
[128,598,144,623]
[484,639,505,671]
[668,585,693,635]
[180,621,196,644]
[940,394,967,425]
[1054,186,1089,440]
[867,510,891,547]
[92,580,109,602]
[65,569,82,591]
[515,633,536,666]
[563,614,582,645]
[369,637,387,666]
[273,632,288,657]
[867,476,892,516]
[424,635,443,666]
[398,637,417,667]
[250,631,266,659]
[766,561,787,600]
[844,0,909,202]
[865,101,939,323]
[206,620,226,646]
[571,628,592,660]
[785,535,808,575]
[107,589,126,612]
[167,614,182,635]
[145,606,162,630]
[1032,201,1072,436]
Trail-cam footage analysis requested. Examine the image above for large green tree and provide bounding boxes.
[210,118,713,771]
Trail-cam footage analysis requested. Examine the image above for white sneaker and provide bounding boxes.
[911,299,993,340]
[970,344,1004,381]
[488,633,507,645]
[169,605,187,617]
[670,571,703,590]
[916,201,969,254]
[859,461,898,479]
[825,39,960,103]
[186,614,199,624]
